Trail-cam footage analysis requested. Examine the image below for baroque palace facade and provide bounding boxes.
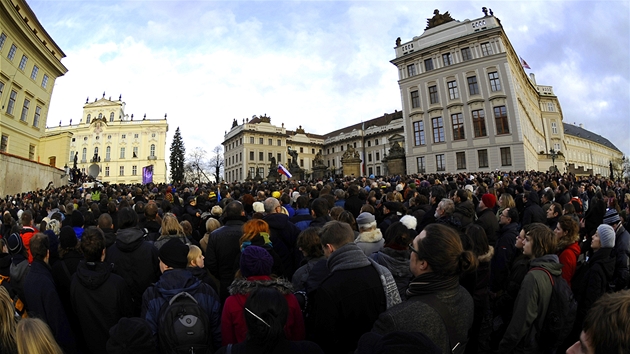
[42,96,169,184]
[222,9,622,182]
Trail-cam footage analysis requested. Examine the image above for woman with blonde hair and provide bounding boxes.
[153,213,190,250]
[16,318,63,354]
[0,287,17,353]
[496,193,516,221]
[200,218,221,253]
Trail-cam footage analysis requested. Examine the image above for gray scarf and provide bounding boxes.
[328,243,401,309]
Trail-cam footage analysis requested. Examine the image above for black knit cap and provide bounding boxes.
[59,226,78,249]
[7,233,24,255]
[71,210,85,227]
[158,238,189,269]
[106,317,156,354]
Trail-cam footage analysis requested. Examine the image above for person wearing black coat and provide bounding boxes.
[521,191,546,226]
[475,194,499,246]
[263,198,302,280]
[491,208,519,293]
[104,208,160,316]
[204,201,247,303]
[71,227,134,354]
[344,185,363,218]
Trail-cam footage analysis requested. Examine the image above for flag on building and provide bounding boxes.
[278,163,292,178]
[520,56,531,69]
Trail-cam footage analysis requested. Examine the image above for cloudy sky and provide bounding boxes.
[30,0,630,161]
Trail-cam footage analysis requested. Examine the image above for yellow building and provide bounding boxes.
[563,122,623,176]
[391,9,568,173]
[42,96,169,184]
[0,0,67,158]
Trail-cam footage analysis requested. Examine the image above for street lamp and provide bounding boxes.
[550,149,557,171]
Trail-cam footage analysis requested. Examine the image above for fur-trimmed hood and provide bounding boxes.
[478,245,495,263]
[228,275,293,296]
[356,229,383,243]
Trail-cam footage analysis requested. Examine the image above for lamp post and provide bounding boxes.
[550,149,557,172]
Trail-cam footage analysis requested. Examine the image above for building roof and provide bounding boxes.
[323,110,403,139]
[563,123,621,152]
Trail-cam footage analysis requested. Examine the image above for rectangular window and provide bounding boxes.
[132,166,138,175]
[121,134,126,139]
[18,55,28,70]
[0,135,7,152]
[554,143,561,152]
[20,98,29,122]
[249,167,255,177]
[7,44,17,60]
[119,166,124,176]
[259,151,263,161]
[494,106,509,134]
[368,167,373,176]
[461,47,472,61]
[478,150,489,168]
[105,167,110,177]
[451,113,465,140]
[277,153,281,162]
[501,147,512,166]
[268,139,272,145]
[442,53,452,66]
[424,58,434,71]
[259,138,263,144]
[106,147,111,160]
[30,65,39,80]
[120,147,125,159]
[268,152,273,161]
[467,76,479,95]
[376,152,380,161]
[250,137,254,144]
[436,154,445,171]
[417,156,426,173]
[33,106,41,127]
[410,90,420,108]
[547,102,555,112]
[0,33,6,50]
[134,133,139,139]
[407,64,416,77]
[551,121,558,134]
[300,147,304,153]
[432,117,445,143]
[0,82,4,98]
[376,166,381,176]
[481,42,493,56]
[472,109,487,137]
[456,152,466,169]
[7,90,17,115]
[41,74,49,89]
[447,80,459,99]
[340,145,343,151]
[368,153,372,162]
[413,120,425,146]
[488,72,501,91]
[133,146,139,158]
[277,139,281,146]
[300,159,304,167]
[429,85,439,104]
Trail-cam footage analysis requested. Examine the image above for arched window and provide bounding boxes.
[109,112,114,122]
[94,147,98,156]
[86,114,91,124]
[106,146,111,159]
[150,144,156,157]
[82,148,87,161]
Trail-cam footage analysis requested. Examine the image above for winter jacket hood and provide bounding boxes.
[75,260,114,290]
[228,275,293,296]
[478,245,495,263]
[356,229,383,243]
[114,227,146,252]
[529,254,562,276]
[155,268,202,299]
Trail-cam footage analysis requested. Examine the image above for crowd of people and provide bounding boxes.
[0,169,628,353]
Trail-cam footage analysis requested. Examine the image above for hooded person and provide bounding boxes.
[356,212,385,256]
[71,227,133,354]
[71,210,85,240]
[7,233,29,315]
[221,245,305,346]
[105,207,160,316]
[141,237,222,350]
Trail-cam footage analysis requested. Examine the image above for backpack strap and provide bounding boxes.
[529,266,555,286]
[417,293,464,354]
[61,261,72,280]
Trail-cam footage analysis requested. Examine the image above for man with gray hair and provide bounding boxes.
[263,197,302,279]
[434,198,463,232]
[309,221,400,353]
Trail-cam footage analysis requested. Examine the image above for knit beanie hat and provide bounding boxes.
[252,202,265,213]
[7,233,24,255]
[240,245,273,278]
[59,226,78,249]
[597,224,616,249]
[71,210,85,227]
[481,194,497,209]
[603,208,621,225]
[107,317,156,354]
[356,212,376,226]
[399,215,417,230]
[158,238,189,269]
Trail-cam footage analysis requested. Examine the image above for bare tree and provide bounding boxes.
[209,145,224,182]
[184,147,213,183]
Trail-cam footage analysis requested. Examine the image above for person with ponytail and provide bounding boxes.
[216,287,322,354]
[369,223,478,354]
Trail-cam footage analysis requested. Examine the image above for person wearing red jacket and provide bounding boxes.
[221,245,304,346]
[554,215,581,287]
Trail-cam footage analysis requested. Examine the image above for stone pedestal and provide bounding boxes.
[341,159,362,178]
[289,167,304,181]
[312,166,327,181]
[386,157,406,176]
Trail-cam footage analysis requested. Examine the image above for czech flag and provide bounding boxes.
[520,56,531,69]
[278,163,292,178]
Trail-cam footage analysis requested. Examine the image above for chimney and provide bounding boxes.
[529,73,536,85]
[579,123,584,128]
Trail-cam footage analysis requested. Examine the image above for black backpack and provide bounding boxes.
[158,292,212,354]
[529,267,577,352]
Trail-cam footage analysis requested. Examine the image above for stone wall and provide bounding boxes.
[0,152,66,196]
